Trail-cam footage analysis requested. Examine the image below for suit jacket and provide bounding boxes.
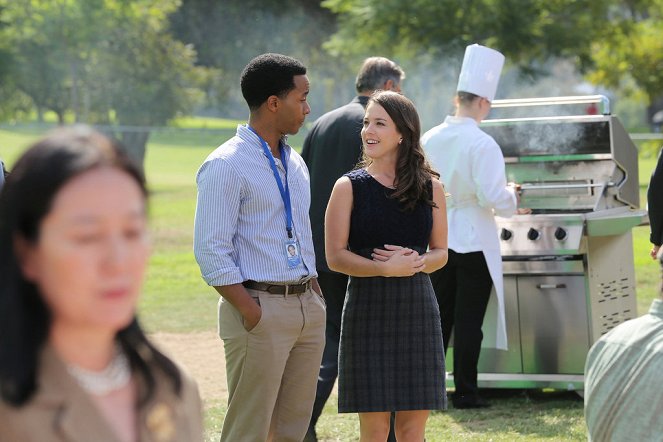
[301,95,369,272]
[0,345,203,442]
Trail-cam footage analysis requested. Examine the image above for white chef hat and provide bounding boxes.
[456,44,505,102]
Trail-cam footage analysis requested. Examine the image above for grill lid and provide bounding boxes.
[480,96,639,212]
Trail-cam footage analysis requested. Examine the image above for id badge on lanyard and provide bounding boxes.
[284,238,302,269]
[248,126,302,269]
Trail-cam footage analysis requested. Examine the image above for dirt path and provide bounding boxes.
[150,331,227,403]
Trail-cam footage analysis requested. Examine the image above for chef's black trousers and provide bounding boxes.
[429,249,493,400]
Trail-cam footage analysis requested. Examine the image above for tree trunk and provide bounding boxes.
[70,59,80,122]
[120,129,150,171]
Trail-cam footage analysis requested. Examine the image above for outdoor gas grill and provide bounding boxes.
[446,95,647,392]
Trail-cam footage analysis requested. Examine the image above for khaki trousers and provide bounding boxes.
[219,288,326,442]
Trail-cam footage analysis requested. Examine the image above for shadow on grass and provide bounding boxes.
[439,388,585,440]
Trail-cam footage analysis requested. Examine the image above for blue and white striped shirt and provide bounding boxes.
[194,125,317,286]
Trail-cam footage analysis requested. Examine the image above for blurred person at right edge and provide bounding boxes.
[582,148,663,440]
[422,44,528,409]
[647,147,663,259]
[301,56,405,442]
[0,157,6,191]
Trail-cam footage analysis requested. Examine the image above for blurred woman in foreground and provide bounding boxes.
[0,126,203,442]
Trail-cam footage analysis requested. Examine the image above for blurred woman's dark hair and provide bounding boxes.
[0,125,181,406]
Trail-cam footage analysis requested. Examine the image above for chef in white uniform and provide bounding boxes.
[422,44,523,409]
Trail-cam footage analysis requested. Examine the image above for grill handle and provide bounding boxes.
[491,95,610,115]
[521,182,615,191]
[537,283,567,290]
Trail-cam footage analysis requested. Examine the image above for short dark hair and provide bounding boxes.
[457,91,481,105]
[240,53,307,111]
[0,125,181,406]
[355,57,405,94]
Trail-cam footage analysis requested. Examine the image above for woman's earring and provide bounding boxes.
[398,138,403,144]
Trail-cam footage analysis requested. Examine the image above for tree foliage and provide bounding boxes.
[0,0,212,162]
[1,0,210,125]
[323,0,663,126]
[587,0,663,105]
[2,0,663,133]
[169,0,350,117]
[87,0,209,126]
[322,0,610,73]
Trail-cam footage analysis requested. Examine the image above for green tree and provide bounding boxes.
[587,0,663,129]
[85,0,211,163]
[0,10,30,121]
[322,0,610,72]
[169,0,351,118]
[321,0,663,131]
[0,0,211,163]
[0,0,100,122]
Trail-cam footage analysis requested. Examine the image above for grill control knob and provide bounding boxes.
[527,228,540,241]
[500,228,513,241]
[554,227,567,241]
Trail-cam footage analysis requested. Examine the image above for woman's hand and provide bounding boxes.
[373,244,424,277]
[371,244,415,261]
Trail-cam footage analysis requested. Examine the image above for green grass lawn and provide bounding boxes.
[1,123,661,441]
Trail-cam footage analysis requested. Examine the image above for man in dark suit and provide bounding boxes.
[302,56,405,442]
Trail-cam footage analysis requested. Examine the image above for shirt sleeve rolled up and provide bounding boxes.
[193,158,244,287]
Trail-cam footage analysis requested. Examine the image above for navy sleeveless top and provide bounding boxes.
[346,168,433,258]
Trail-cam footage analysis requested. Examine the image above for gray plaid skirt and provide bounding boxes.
[338,271,447,412]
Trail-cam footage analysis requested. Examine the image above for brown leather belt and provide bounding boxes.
[242,280,311,295]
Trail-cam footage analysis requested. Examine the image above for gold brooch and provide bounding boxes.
[146,402,176,442]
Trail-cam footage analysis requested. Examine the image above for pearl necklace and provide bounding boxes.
[67,345,131,395]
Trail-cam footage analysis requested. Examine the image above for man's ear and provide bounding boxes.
[13,234,39,282]
[383,79,394,91]
[266,95,280,113]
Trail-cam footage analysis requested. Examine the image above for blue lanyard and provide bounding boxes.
[248,126,294,239]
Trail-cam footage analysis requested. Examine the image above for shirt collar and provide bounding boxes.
[236,124,290,154]
[354,95,370,106]
[649,298,663,318]
[444,115,478,127]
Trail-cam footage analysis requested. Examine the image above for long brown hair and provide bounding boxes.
[360,90,439,211]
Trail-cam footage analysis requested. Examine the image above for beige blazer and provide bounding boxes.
[0,345,204,442]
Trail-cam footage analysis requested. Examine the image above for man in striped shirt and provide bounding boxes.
[194,53,326,442]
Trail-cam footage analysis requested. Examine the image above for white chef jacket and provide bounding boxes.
[422,115,517,350]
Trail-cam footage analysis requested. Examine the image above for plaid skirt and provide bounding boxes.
[338,272,447,412]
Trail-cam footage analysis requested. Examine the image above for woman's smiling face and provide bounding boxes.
[361,101,402,161]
